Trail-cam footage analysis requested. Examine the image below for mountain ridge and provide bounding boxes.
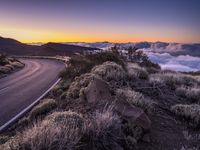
[0,37,99,56]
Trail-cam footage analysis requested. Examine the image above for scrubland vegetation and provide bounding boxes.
[0,54,24,77]
[1,50,200,150]
[171,104,200,128]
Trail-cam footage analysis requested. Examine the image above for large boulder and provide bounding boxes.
[67,73,112,105]
[84,76,112,104]
[115,99,151,131]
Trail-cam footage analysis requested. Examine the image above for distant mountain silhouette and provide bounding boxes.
[0,37,98,56]
[40,42,98,56]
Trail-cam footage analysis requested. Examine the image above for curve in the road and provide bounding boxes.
[0,59,65,130]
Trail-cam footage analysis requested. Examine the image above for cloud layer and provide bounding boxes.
[64,42,200,72]
[147,52,200,72]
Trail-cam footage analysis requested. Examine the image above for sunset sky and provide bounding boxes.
[0,0,199,43]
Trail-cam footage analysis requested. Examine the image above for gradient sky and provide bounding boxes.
[0,0,200,43]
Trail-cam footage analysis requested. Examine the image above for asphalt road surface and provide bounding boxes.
[0,59,65,127]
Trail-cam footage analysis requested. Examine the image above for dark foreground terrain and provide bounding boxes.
[0,52,200,150]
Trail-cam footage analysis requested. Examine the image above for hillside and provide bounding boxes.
[1,52,200,150]
[0,36,98,56]
[40,42,98,56]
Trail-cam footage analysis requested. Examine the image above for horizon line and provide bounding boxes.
[1,35,199,45]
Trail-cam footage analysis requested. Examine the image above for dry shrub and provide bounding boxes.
[59,78,73,90]
[29,99,57,119]
[59,52,125,80]
[176,86,200,103]
[123,122,144,149]
[149,72,197,89]
[82,104,122,149]
[0,54,24,75]
[91,61,126,81]
[0,54,9,66]
[5,64,14,70]
[0,66,12,74]
[67,73,95,99]
[59,55,93,80]
[10,61,24,68]
[126,63,148,80]
[171,104,200,127]
[180,146,199,150]
[6,111,85,150]
[176,86,187,98]
[160,69,177,74]
[47,111,84,131]
[0,136,9,145]
[145,67,160,74]
[116,88,154,112]
[49,85,64,97]
[85,52,125,69]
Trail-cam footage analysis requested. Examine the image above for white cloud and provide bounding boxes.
[62,42,200,72]
[146,52,200,72]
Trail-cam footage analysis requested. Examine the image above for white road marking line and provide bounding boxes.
[0,78,61,132]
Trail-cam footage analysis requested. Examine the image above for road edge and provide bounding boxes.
[0,78,61,133]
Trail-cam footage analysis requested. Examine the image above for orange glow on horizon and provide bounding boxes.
[0,25,199,44]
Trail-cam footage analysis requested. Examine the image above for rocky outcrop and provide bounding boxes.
[84,76,112,104]
[67,62,151,131]
[115,97,151,131]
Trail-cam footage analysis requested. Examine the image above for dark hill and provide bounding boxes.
[0,36,99,56]
[0,36,39,55]
[40,42,98,56]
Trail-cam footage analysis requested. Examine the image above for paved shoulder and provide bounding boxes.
[0,59,65,127]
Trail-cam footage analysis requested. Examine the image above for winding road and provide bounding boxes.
[0,59,65,129]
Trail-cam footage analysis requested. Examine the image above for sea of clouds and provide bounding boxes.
[146,52,200,72]
[65,42,200,72]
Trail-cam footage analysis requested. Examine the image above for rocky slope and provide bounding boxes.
[1,52,200,150]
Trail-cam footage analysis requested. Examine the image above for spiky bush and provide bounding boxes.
[29,99,57,119]
[126,63,148,80]
[91,61,126,81]
[149,72,198,89]
[0,54,9,66]
[67,73,95,99]
[145,67,160,74]
[83,105,122,149]
[49,85,64,97]
[160,69,177,74]
[180,146,199,150]
[7,118,83,150]
[0,136,9,145]
[59,55,93,80]
[171,104,200,127]
[47,111,84,131]
[0,66,12,74]
[5,64,15,70]
[176,86,200,103]
[59,52,125,80]
[116,88,154,112]
[123,122,144,149]
[85,52,125,69]
[11,62,24,68]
